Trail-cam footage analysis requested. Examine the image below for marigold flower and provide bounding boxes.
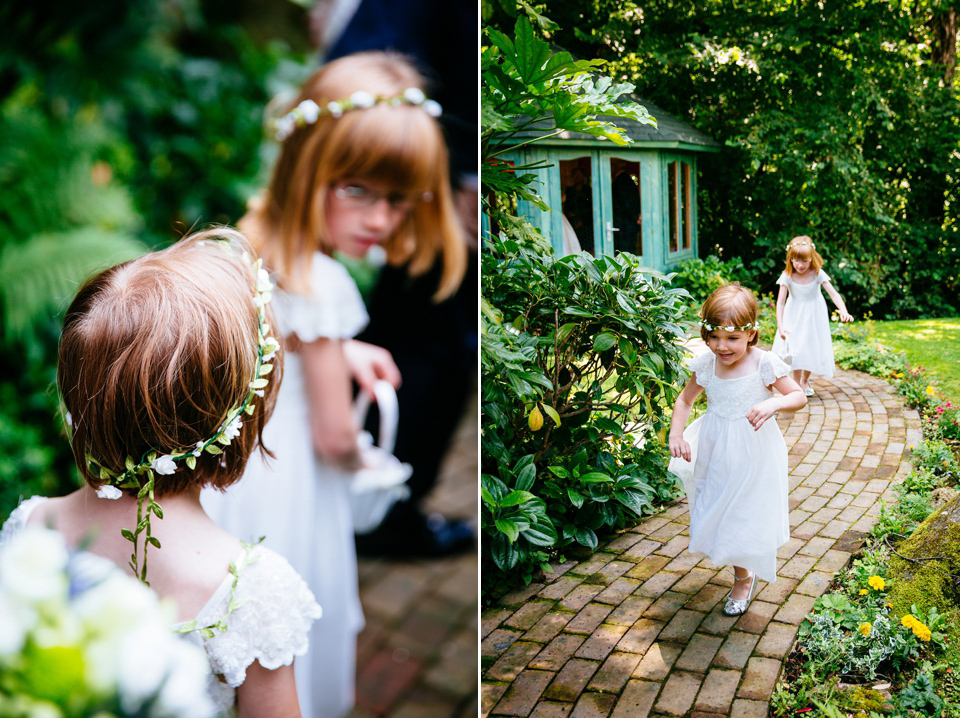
[867,576,885,591]
[913,623,932,642]
[902,615,918,628]
[859,588,868,596]
[926,386,935,395]
[858,623,871,636]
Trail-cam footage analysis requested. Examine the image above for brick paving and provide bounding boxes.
[347,387,478,718]
[481,368,922,717]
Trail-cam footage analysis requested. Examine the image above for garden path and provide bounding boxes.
[347,386,478,718]
[481,363,922,718]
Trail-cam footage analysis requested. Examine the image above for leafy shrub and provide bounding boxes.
[832,322,906,377]
[932,402,960,442]
[898,672,945,717]
[896,365,940,411]
[910,440,960,483]
[668,255,749,305]
[481,237,689,583]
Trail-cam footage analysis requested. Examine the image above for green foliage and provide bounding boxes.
[481,239,688,581]
[932,403,960,442]
[667,255,750,305]
[898,672,945,717]
[538,0,960,318]
[832,322,908,378]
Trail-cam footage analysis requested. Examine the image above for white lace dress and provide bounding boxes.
[1,496,322,715]
[201,252,368,718]
[667,350,791,581]
[771,269,835,377]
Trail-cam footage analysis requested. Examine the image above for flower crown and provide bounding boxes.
[79,242,280,584]
[272,87,443,142]
[788,240,815,249]
[701,319,759,332]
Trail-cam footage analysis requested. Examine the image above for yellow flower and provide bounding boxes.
[858,623,871,636]
[867,576,886,591]
[886,603,893,609]
[902,615,918,628]
[926,386,935,395]
[912,623,932,642]
[859,589,868,596]
[895,372,904,379]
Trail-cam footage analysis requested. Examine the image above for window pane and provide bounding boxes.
[610,158,642,256]
[682,162,692,250]
[668,161,678,253]
[560,158,594,255]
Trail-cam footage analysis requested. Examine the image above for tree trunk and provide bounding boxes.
[932,8,958,86]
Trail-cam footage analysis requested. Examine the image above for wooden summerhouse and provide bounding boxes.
[498,98,720,270]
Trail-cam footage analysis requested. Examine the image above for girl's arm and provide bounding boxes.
[236,660,301,718]
[821,281,853,322]
[668,378,704,462]
[775,285,789,339]
[745,374,807,431]
[299,336,361,469]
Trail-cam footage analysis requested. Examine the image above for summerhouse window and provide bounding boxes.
[668,160,692,253]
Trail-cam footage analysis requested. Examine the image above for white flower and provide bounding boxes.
[298,99,320,124]
[257,267,274,294]
[350,91,375,108]
[96,485,123,500]
[254,389,265,398]
[327,101,343,117]
[155,640,216,718]
[423,99,442,117]
[402,87,426,105]
[116,624,181,712]
[222,416,243,442]
[274,115,295,141]
[366,244,387,267]
[0,526,69,601]
[0,589,31,655]
[261,336,281,362]
[65,411,72,427]
[150,454,178,475]
[193,440,205,457]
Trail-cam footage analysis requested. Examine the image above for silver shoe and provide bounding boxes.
[723,573,757,616]
[803,386,815,397]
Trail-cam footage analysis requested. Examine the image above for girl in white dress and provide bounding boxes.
[771,236,854,396]
[668,284,807,615]
[1,228,322,716]
[200,51,466,718]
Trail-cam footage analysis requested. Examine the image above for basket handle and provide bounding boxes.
[353,380,399,454]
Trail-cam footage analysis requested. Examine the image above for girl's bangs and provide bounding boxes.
[325,106,444,191]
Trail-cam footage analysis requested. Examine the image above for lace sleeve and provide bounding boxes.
[0,496,48,547]
[200,547,322,688]
[759,351,791,387]
[687,351,715,388]
[272,253,369,342]
[776,272,789,287]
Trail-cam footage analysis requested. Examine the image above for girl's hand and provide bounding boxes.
[837,310,854,323]
[745,399,779,431]
[343,340,402,393]
[778,327,789,340]
[669,435,692,462]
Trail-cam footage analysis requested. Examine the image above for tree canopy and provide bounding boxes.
[489,0,960,318]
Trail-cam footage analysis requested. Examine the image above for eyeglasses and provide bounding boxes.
[332,181,432,212]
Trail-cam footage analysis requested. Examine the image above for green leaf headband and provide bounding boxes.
[273,87,443,141]
[79,243,280,584]
[701,320,758,332]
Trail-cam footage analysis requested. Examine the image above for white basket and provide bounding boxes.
[350,381,412,534]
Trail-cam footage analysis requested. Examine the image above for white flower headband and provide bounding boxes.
[701,320,758,332]
[272,87,443,142]
[788,240,815,249]
[79,242,280,584]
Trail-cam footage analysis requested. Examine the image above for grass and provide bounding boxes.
[867,318,960,403]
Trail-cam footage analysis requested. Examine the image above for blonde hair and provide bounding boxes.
[785,235,824,275]
[58,228,282,498]
[244,51,466,300]
[699,283,760,347]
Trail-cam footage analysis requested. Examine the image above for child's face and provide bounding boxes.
[706,328,755,368]
[790,257,811,274]
[324,179,417,258]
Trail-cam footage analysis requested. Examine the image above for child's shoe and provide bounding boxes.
[723,572,757,616]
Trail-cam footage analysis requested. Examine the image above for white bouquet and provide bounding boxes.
[0,525,216,718]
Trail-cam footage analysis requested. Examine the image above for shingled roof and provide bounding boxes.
[510,96,720,151]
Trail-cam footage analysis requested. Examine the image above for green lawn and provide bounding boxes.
[869,318,960,403]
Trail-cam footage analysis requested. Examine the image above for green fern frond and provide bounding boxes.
[0,228,147,343]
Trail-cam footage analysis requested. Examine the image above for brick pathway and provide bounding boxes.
[348,386,478,718]
[481,368,922,717]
